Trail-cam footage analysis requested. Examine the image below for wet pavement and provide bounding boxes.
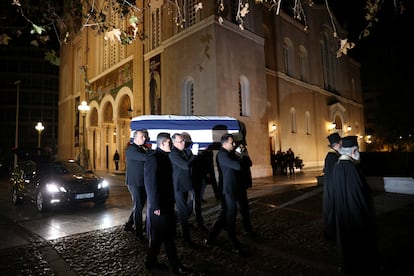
[1,170,414,275]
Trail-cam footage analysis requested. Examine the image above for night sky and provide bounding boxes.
[330,0,412,139]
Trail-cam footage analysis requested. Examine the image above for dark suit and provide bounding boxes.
[189,150,211,226]
[169,147,195,242]
[238,153,254,232]
[206,147,254,249]
[144,148,181,269]
[125,143,149,235]
[197,149,220,201]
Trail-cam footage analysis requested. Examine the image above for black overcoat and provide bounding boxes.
[322,150,339,239]
[332,157,377,273]
[168,147,195,192]
[125,143,148,187]
[216,147,241,195]
[144,148,175,212]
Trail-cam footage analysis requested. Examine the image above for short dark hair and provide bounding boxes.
[171,133,182,142]
[134,129,148,138]
[142,129,150,142]
[220,133,234,145]
[156,132,171,146]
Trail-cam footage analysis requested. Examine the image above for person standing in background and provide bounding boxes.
[286,148,295,175]
[322,132,342,242]
[113,150,120,171]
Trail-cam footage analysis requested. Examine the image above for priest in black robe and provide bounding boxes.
[322,132,341,241]
[332,135,378,274]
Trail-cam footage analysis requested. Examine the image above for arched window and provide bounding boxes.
[186,0,200,28]
[351,78,356,100]
[150,4,162,50]
[283,38,294,76]
[182,78,194,115]
[329,102,346,136]
[103,102,114,123]
[239,75,251,117]
[90,108,98,127]
[290,107,297,133]
[299,46,309,82]
[333,115,344,136]
[149,71,161,115]
[305,111,311,135]
[103,1,126,69]
[321,31,335,91]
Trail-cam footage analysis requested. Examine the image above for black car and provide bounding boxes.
[10,159,109,212]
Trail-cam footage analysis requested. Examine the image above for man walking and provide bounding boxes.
[205,134,256,254]
[169,133,197,246]
[181,132,208,230]
[144,132,190,275]
[124,129,150,241]
[332,135,378,273]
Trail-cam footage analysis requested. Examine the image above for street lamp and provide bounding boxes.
[35,122,44,148]
[78,101,90,168]
[14,80,20,168]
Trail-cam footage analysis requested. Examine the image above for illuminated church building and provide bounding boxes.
[58,1,364,177]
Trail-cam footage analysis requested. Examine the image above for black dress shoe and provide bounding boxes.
[135,233,147,241]
[245,230,259,239]
[182,239,197,248]
[204,239,214,248]
[172,264,191,275]
[124,224,134,232]
[197,223,209,232]
[231,246,241,255]
[144,260,168,270]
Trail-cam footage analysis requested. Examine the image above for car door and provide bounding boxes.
[23,161,39,200]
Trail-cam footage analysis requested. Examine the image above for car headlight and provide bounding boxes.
[98,180,109,189]
[46,183,67,193]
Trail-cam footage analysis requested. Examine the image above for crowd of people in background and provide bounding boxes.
[271,148,298,175]
[122,130,257,275]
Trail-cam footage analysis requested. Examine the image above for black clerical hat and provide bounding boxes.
[342,136,358,147]
[327,133,341,145]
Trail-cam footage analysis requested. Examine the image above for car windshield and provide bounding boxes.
[59,162,87,175]
[38,161,88,176]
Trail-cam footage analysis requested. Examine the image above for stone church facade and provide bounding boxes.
[58,1,364,177]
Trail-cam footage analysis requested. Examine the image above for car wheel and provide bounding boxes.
[36,191,49,212]
[12,187,22,205]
